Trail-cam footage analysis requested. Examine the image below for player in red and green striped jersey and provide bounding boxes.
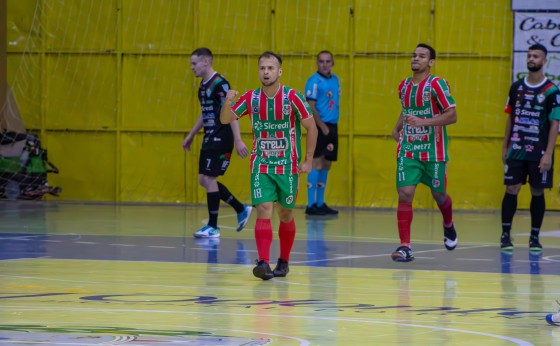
[390,43,458,262]
[221,51,318,280]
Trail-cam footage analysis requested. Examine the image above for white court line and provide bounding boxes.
[0,235,45,240]
[109,244,135,247]
[148,246,176,249]
[0,306,532,346]
[292,245,494,264]
[74,241,96,245]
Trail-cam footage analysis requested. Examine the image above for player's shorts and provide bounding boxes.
[198,149,232,177]
[250,172,299,208]
[396,156,447,192]
[504,158,553,188]
[314,123,338,161]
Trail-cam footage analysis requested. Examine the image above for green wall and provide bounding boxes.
[8,0,556,210]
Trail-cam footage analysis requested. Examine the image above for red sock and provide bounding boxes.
[254,218,273,264]
[438,196,453,228]
[279,219,296,261]
[397,202,413,247]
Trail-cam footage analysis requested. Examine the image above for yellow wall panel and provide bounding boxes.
[275,0,352,54]
[45,55,117,129]
[198,0,272,55]
[7,54,41,129]
[7,0,40,52]
[353,136,426,208]
[46,131,116,201]
[122,55,192,130]
[7,0,531,210]
[446,138,504,210]
[44,0,117,51]
[119,133,186,202]
[436,0,513,56]
[354,57,410,135]
[121,0,195,53]
[437,58,511,137]
[354,0,433,53]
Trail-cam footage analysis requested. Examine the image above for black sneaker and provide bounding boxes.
[443,223,458,250]
[529,235,542,252]
[318,203,338,215]
[305,204,327,216]
[391,246,414,262]
[500,233,514,251]
[252,260,274,280]
[272,258,290,277]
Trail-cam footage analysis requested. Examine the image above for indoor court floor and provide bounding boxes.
[1,201,560,345]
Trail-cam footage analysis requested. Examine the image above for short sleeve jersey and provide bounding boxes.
[505,78,560,161]
[231,85,313,174]
[304,72,341,124]
[397,74,456,162]
[199,72,234,152]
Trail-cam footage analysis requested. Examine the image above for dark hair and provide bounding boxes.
[528,43,548,56]
[191,47,213,59]
[317,50,334,63]
[416,43,436,60]
[259,51,282,66]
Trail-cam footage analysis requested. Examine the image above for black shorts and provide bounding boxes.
[314,123,338,161]
[504,158,553,188]
[199,149,232,177]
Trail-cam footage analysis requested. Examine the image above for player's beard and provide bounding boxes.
[527,62,543,72]
[261,77,278,87]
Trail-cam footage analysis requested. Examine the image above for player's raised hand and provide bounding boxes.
[225,90,239,103]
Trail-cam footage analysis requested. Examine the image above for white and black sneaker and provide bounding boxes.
[391,246,414,262]
[443,223,458,250]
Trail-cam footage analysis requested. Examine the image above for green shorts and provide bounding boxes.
[396,156,447,192]
[251,172,299,208]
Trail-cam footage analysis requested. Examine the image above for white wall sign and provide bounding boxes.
[514,12,560,53]
[512,0,560,11]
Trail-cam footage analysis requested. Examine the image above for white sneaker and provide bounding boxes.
[193,225,220,238]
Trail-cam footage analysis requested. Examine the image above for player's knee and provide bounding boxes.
[505,184,522,195]
[277,208,293,223]
[431,191,448,205]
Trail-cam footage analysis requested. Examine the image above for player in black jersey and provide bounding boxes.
[182,48,252,238]
[500,43,560,251]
